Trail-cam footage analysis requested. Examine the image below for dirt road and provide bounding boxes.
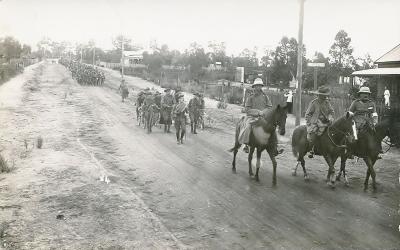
[0,62,399,249]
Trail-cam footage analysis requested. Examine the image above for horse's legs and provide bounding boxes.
[248,146,255,177]
[300,157,309,181]
[254,147,262,182]
[323,155,337,188]
[292,161,299,176]
[268,149,278,186]
[364,157,377,191]
[232,148,238,173]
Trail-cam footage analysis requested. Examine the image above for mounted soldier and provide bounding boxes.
[160,88,175,133]
[188,92,202,134]
[305,85,335,158]
[238,78,283,156]
[348,86,383,157]
[172,93,188,144]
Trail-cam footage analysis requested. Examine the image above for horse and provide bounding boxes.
[229,105,288,185]
[336,111,399,190]
[144,104,160,133]
[291,111,357,188]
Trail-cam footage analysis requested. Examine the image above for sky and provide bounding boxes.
[0,0,399,60]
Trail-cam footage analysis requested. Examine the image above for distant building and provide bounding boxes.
[352,43,400,116]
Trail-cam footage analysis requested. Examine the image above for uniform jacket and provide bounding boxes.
[188,97,202,114]
[245,93,272,116]
[161,94,175,109]
[305,98,334,126]
[349,99,376,117]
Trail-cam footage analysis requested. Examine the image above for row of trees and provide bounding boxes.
[0,37,32,62]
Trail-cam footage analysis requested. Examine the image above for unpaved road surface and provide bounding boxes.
[0,62,399,249]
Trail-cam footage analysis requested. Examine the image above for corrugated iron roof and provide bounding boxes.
[352,67,400,76]
[375,43,400,63]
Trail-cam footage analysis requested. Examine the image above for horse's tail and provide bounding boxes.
[228,118,243,152]
[292,125,307,159]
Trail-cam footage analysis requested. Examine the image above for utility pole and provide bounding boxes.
[121,38,125,79]
[295,0,305,126]
[92,46,96,66]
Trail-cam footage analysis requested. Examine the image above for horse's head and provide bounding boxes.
[261,105,288,135]
[332,111,357,144]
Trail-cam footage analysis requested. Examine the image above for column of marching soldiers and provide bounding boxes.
[59,58,105,86]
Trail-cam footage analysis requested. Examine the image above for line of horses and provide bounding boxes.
[229,105,398,191]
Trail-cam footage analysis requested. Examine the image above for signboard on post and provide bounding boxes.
[307,62,325,67]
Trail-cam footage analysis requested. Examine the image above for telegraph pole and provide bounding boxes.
[121,38,125,79]
[295,0,305,126]
[92,46,96,66]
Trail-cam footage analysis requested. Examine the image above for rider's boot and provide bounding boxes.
[307,133,316,158]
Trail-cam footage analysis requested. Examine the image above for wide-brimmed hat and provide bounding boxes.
[315,86,331,96]
[252,78,264,88]
[358,86,371,94]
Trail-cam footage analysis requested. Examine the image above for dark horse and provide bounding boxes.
[229,105,288,185]
[336,110,400,190]
[291,112,357,188]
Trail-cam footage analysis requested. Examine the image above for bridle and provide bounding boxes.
[327,122,355,148]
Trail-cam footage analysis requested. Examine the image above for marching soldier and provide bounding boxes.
[188,92,202,134]
[172,93,188,144]
[160,88,176,133]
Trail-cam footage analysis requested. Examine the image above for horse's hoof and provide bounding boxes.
[344,181,350,187]
[249,172,254,177]
[291,171,297,176]
[336,176,341,182]
[304,175,310,181]
[232,168,236,174]
[255,177,260,182]
[327,182,335,189]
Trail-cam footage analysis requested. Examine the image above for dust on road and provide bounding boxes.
[0,62,399,249]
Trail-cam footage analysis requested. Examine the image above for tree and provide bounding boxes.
[270,36,306,86]
[329,30,354,76]
[0,36,22,61]
[21,44,31,56]
[112,35,132,50]
[207,41,229,66]
[353,54,375,71]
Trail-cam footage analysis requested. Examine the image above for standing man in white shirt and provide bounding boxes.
[284,90,293,114]
[384,86,390,108]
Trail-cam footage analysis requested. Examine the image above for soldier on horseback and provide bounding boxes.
[348,86,383,157]
[188,92,202,134]
[160,88,175,133]
[305,86,335,158]
[238,78,283,156]
[172,93,188,144]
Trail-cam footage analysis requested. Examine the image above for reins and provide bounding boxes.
[327,125,350,148]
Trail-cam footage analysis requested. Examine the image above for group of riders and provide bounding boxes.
[60,58,105,86]
[236,77,384,160]
[134,85,205,144]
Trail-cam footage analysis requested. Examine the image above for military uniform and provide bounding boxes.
[305,98,335,138]
[160,92,176,131]
[349,98,377,130]
[173,96,188,144]
[188,95,202,134]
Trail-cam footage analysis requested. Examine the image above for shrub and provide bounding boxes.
[0,154,13,173]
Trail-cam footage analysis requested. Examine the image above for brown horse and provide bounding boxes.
[229,105,288,185]
[336,110,399,190]
[291,112,357,188]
